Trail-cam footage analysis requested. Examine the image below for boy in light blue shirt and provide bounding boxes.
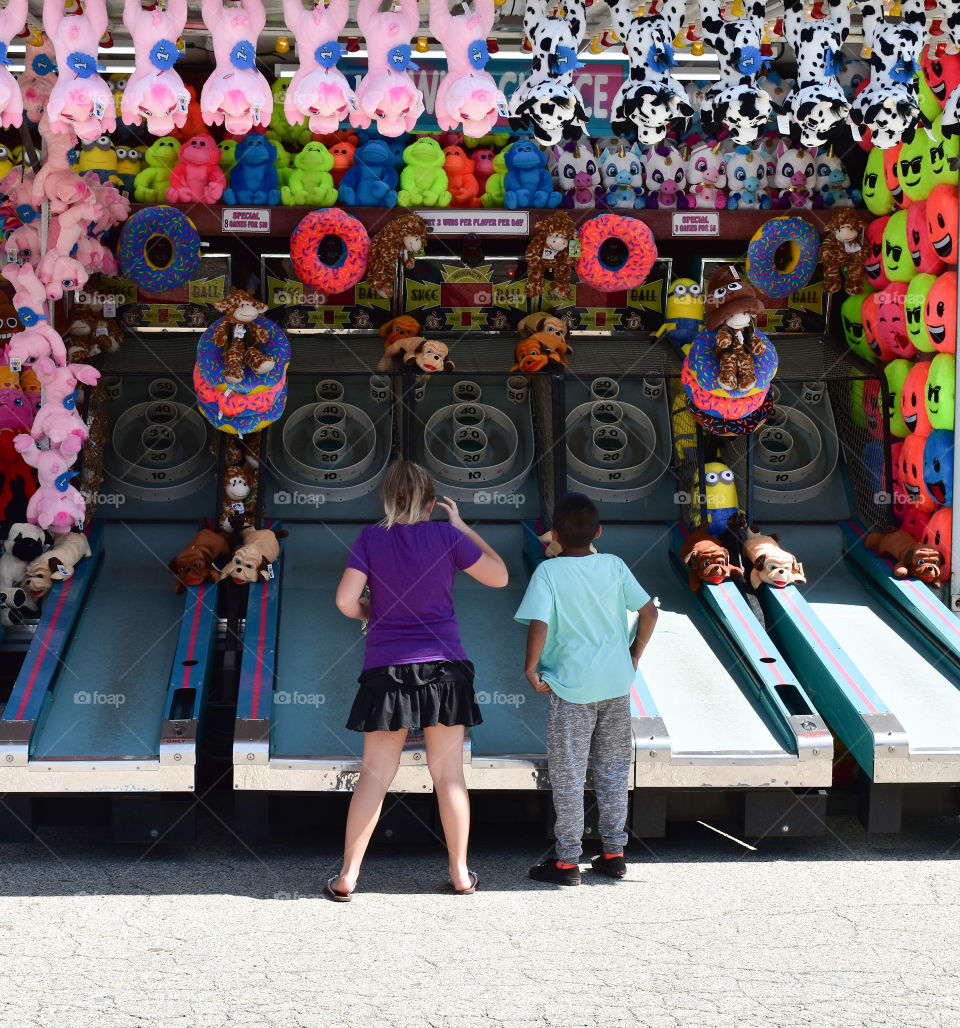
[515,493,657,886]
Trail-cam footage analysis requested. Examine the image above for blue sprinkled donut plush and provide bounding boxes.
[745,216,820,298]
[118,205,201,293]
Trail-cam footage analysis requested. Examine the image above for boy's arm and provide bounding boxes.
[630,600,657,669]
[525,620,552,694]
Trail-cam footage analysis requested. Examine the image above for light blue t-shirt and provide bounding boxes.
[514,552,651,704]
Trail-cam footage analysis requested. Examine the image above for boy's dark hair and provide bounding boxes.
[552,493,600,549]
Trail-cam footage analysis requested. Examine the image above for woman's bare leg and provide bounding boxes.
[332,729,407,894]
[424,724,472,890]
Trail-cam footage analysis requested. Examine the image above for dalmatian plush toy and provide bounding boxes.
[782,0,851,147]
[602,0,692,144]
[940,1,960,134]
[699,0,772,145]
[508,0,588,146]
[850,0,926,149]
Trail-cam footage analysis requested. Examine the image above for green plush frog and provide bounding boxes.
[398,137,451,208]
[133,136,181,203]
[280,141,337,206]
[481,145,510,209]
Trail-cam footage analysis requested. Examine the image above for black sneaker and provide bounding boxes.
[590,853,626,879]
[529,859,581,886]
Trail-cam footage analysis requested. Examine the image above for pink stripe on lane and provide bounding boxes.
[249,584,270,720]
[15,577,73,720]
[782,591,879,715]
[179,584,205,690]
[631,683,647,717]
[716,585,787,684]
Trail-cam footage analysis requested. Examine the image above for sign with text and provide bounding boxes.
[417,210,530,236]
[672,211,719,237]
[222,208,271,234]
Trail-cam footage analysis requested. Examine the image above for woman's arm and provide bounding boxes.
[630,600,658,669]
[435,496,508,588]
[524,620,551,693]
[335,567,370,620]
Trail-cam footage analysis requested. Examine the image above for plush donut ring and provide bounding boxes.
[290,208,370,293]
[118,205,201,292]
[746,216,820,298]
[576,214,657,292]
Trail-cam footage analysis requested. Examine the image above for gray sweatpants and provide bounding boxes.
[547,692,632,863]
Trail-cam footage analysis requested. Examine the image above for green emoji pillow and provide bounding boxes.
[904,273,938,352]
[882,210,916,282]
[885,358,912,437]
[927,352,956,430]
[862,148,895,215]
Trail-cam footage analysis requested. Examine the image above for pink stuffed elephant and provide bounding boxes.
[0,0,27,128]
[282,0,355,135]
[14,433,86,532]
[43,0,115,140]
[18,28,57,125]
[353,0,424,136]
[120,0,190,137]
[200,0,273,134]
[429,0,505,138]
[29,356,100,449]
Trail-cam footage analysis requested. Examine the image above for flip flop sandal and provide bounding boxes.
[449,870,479,895]
[324,877,353,903]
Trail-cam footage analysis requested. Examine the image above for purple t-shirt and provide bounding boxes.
[345,521,483,670]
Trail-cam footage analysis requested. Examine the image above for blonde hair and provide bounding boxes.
[380,459,436,528]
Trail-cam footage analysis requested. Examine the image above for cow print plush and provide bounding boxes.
[602,0,692,144]
[699,0,772,144]
[782,0,851,147]
[940,1,960,134]
[508,0,588,146]
[850,0,926,149]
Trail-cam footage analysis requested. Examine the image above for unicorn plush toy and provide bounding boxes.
[600,143,645,209]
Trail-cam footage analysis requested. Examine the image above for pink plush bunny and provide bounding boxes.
[43,0,115,140]
[121,0,190,136]
[18,27,57,124]
[30,356,100,448]
[1,262,66,365]
[353,0,424,136]
[283,0,355,135]
[200,0,273,134]
[31,113,93,212]
[14,433,86,531]
[429,0,504,138]
[0,0,27,128]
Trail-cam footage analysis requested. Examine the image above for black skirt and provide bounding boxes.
[346,660,482,733]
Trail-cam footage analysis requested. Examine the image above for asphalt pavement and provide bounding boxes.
[0,800,957,1028]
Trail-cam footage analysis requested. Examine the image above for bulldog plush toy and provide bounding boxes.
[742,527,806,589]
[22,529,92,599]
[168,527,230,594]
[218,526,284,584]
[865,527,943,585]
[679,526,744,591]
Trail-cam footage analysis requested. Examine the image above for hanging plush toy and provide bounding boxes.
[200,0,273,135]
[820,210,867,295]
[524,212,578,299]
[0,0,26,129]
[602,0,691,144]
[365,214,431,299]
[850,0,926,149]
[939,7,960,135]
[699,0,771,145]
[43,0,115,140]
[19,27,57,126]
[430,0,505,138]
[509,0,588,146]
[282,0,355,135]
[352,0,424,137]
[553,140,604,209]
[781,0,850,147]
[120,0,189,137]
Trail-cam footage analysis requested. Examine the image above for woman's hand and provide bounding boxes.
[436,496,466,531]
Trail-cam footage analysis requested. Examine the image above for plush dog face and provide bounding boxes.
[170,547,217,593]
[682,539,741,590]
[903,544,942,584]
[5,523,49,562]
[225,546,269,584]
[752,552,806,588]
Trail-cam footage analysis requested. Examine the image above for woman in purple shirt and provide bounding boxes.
[329,459,508,900]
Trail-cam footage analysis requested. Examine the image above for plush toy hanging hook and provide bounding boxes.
[781,0,850,146]
[699,0,771,144]
[430,0,506,138]
[850,0,926,148]
[200,0,273,134]
[43,0,115,140]
[601,0,691,144]
[508,0,589,146]
[120,0,190,137]
[352,0,425,137]
[282,0,355,135]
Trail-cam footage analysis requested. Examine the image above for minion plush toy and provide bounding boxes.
[0,145,14,180]
[689,461,741,537]
[653,277,705,350]
[115,145,143,196]
[75,135,122,186]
